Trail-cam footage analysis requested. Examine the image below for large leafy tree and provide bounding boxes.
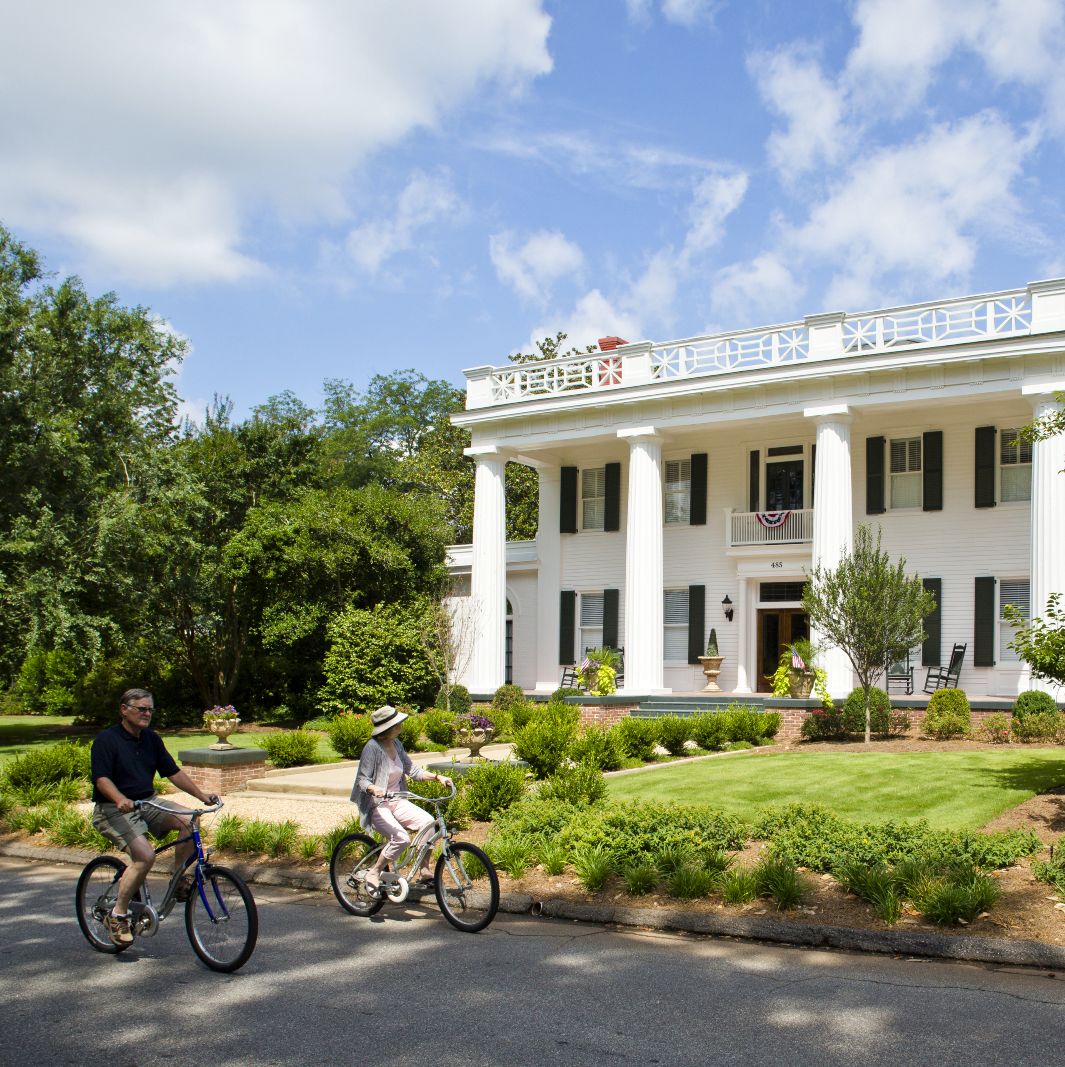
[803,525,935,743]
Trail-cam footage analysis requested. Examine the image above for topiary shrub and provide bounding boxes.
[569,725,626,771]
[841,687,892,736]
[492,683,526,711]
[463,761,529,821]
[760,712,783,740]
[923,689,972,740]
[616,716,660,762]
[423,709,457,746]
[1012,690,1059,723]
[718,706,767,745]
[551,686,583,702]
[513,704,578,778]
[656,715,692,756]
[435,683,472,716]
[260,729,319,768]
[689,712,727,751]
[327,712,373,759]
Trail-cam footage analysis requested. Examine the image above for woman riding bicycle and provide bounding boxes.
[351,705,452,895]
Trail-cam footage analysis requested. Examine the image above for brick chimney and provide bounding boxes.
[597,335,628,351]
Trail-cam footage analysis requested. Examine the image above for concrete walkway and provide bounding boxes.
[242,743,517,798]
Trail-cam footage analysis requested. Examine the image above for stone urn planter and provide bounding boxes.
[697,655,725,692]
[456,724,495,759]
[788,670,816,699]
[205,717,241,750]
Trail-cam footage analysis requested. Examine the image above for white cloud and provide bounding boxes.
[346,171,462,275]
[710,253,803,328]
[529,289,644,354]
[0,0,552,285]
[683,170,749,255]
[625,0,720,27]
[489,229,585,302]
[751,46,846,179]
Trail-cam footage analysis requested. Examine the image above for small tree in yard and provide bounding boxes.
[419,592,480,712]
[802,525,936,743]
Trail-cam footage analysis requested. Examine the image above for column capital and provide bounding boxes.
[463,444,512,460]
[617,425,660,442]
[803,403,851,422]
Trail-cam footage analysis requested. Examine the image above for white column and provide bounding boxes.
[807,405,854,696]
[534,466,561,692]
[466,449,507,694]
[619,427,667,693]
[734,576,752,693]
[1027,389,1065,696]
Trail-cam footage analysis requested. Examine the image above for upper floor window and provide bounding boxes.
[1000,429,1032,503]
[999,579,1029,662]
[664,459,691,524]
[663,589,689,662]
[582,468,605,530]
[890,437,922,508]
[579,592,604,653]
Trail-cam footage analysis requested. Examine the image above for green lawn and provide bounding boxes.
[606,749,1065,830]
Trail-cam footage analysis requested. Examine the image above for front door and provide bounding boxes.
[757,609,809,692]
[765,459,803,511]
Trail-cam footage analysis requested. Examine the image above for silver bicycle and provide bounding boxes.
[329,783,499,933]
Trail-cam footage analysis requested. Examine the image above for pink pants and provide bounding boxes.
[370,798,434,863]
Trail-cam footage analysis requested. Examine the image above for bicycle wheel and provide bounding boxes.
[184,865,258,973]
[330,833,386,917]
[75,855,131,954]
[434,841,499,933]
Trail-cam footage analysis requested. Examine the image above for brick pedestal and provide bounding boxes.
[177,747,268,795]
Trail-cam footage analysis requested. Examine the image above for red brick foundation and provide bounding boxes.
[577,704,637,729]
[177,746,269,796]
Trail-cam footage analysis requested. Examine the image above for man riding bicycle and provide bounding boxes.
[90,688,218,946]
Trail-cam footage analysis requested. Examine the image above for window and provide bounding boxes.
[890,437,922,508]
[581,468,605,530]
[664,458,691,524]
[999,579,1029,662]
[579,592,604,654]
[1000,429,1032,503]
[663,589,689,662]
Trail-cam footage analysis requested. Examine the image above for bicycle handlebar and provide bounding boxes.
[133,797,225,817]
[384,781,458,803]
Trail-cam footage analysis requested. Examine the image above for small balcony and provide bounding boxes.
[728,509,814,547]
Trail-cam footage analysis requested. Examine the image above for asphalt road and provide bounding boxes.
[3,856,1065,1067]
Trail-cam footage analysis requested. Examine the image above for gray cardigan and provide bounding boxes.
[351,738,432,831]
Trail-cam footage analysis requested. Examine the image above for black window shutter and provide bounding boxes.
[560,467,577,534]
[923,430,943,511]
[603,589,619,650]
[559,591,576,665]
[866,436,885,514]
[687,585,705,665]
[974,576,996,667]
[922,578,942,667]
[604,462,621,532]
[690,453,708,525]
[975,426,997,508]
[749,450,760,512]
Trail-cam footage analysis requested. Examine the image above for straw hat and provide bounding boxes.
[370,705,408,737]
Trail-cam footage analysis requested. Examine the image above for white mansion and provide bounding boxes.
[448,280,1065,700]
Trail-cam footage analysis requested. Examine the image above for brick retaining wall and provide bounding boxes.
[181,760,267,796]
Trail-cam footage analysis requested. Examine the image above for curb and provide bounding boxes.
[7,840,1064,970]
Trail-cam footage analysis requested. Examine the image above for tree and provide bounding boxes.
[419,590,480,711]
[802,525,935,743]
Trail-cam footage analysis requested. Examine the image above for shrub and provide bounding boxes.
[538,764,607,806]
[656,715,692,756]
[261,730,319,768]
[327,712,373,760]
[912,872,1000,925]
[513,705,578,778]
[923,689,972,739]
[398,712,424,751]
[841,687,892,736]
[754,855,803,909]
[979,713,1012,744]
[800,706,847,740]
[689,712,727,751]
[616,716,659,762]
[551,686,583,702]
[211,813,246,852]
[509,699,537,731]
[2,741,91,790]
[1012,689,1059,723]
[760,712,783,740]
[435,683,472,716]
[719,706,767,745]
[1012,710,1065,743]
[13,647,82,715]
[655,840,696,877]
[492,684,526,711]
[623,862,658,895]
[536,839,569,875]
[463,761,529,822]
[573,843,614,891]
[836,861,902,924]
[297,835,323,861]
[720,867,760,904]
[666,864,717,899]
[490,835,535,878]
[423,709,457,746]
[569,725,626,771]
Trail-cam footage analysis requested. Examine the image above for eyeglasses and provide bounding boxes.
[123,703,154,713]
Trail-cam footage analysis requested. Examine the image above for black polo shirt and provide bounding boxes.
[90,723,179,803]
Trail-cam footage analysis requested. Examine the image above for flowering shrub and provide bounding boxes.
[460,713,494,733]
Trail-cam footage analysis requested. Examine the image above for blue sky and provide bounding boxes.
[3,0,1064,420]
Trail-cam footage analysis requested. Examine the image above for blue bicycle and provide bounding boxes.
[75,798,258,973]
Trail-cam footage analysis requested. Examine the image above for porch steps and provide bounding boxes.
[633,695,767,718]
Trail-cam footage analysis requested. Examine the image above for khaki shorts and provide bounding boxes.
[92,798,176,850]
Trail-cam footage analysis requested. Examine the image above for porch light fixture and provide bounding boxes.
[722,595,733,622]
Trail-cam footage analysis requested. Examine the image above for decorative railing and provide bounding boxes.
[729,509,814,547]
[841,293,1031,353]
[468,283,1049,408]
[651,326,809,380]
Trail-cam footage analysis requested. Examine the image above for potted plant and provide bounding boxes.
[203,705,241,749]
[455,712,496,759]
[579,646,619,696]
[697,629,725,692]
[771,639,830,702]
